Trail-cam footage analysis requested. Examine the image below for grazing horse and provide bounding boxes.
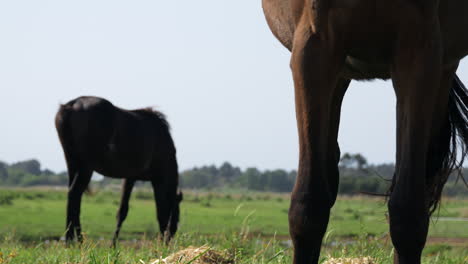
[55,96,182,245]
[262,0,468,263]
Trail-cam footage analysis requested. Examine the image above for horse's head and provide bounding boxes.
[167,191,183,240]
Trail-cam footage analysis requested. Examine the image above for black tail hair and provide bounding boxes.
[427,74,468,214]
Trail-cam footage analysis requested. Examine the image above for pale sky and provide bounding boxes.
[0,1,467,172]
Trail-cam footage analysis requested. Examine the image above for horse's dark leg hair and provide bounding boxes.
[112,178,136,247]
[391,67,456,264]
[63,143,81,241]
[151,177,171,243]
[288,17,346,264]
[389,9,443,263]
[64,158,78,242]
[65,170,77,241]
[424,65,459,213]
[66,168,92,243]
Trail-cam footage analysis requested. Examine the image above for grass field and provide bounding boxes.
[0,188,466,263]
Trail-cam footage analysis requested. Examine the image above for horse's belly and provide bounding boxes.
[92,143,153,179]
[328,0,400,66]
[93,159,150,180]
[342,56,391,80]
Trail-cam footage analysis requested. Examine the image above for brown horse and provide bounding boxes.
[55,96,182,245]
[262,1,468,263]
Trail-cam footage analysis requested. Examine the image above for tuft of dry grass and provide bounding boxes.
[146,246,234,264]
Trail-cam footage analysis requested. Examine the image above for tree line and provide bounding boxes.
[0,154,466,197]
[0,159,68,186]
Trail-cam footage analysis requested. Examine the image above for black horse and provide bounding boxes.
[55,96,182,245]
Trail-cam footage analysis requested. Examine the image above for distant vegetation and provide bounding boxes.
[0,153,466,196]
[0,159,68,186]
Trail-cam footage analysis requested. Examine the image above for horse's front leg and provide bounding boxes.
[289,18,347,264]
[151,178,171,243]
[390,7,445,264]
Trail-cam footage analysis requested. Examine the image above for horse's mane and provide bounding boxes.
[133,107,171,131]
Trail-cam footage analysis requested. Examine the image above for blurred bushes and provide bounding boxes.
[1,155,466,197]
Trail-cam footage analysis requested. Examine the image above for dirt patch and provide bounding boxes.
[147,246,233,264]
[426,237,468,246]
[323,257,375,264]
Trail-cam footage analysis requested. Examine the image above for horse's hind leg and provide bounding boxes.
[66,167,92,242]
[288,18,347,264]
[112,178,135,247]
[390,9,445,263]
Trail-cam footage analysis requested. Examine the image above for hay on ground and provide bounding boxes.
[148,246,233,264]
[323,257,376,264]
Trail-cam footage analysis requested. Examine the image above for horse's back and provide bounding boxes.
[67,96,113,110]
[56,96,116,166]
[56,97,113,141]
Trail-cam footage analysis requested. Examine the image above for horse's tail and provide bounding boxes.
[424,74,468,214]
[447,75,468,179]
[55,103,92,193]
[55,103,75,160]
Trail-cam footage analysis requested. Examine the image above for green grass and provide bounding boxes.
[0,188,466,263]
[1,189,466,240]
[0,232,466,264]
